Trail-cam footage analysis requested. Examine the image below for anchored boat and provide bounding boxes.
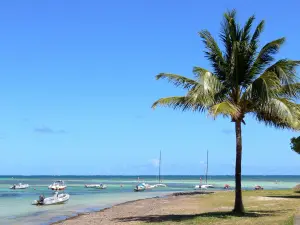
[32,192,70,205]
[195,150,214,189]
[10,183,29,189]
[48,180,67,190]
[134,183,146,192]
[85,184,107,189]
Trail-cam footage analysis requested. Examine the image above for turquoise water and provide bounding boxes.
[0,175,299,225]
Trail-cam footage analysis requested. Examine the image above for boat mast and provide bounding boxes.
[206,150,208,184]
[158,150,161,183]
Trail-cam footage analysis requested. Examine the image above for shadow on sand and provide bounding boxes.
[114,210,282,223]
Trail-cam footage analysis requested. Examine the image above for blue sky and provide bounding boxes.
[0,0,299,175]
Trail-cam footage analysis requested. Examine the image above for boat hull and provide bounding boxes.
[10,184,29,189]
[85,184,107,189]
[32,194,70,206]
[134,188,145,192]
[50,187,66,190]
[194,184,214,189]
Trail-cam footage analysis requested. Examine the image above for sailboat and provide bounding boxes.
[154,150,167,188]
[195,150,214,189]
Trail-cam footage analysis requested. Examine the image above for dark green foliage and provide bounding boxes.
[291,136,300,154]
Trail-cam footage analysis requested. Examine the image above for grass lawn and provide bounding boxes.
[143,190,300,225]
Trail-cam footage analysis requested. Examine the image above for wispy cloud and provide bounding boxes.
[34,126,66,134]
[149,158,160,168]
[221,129,234,135]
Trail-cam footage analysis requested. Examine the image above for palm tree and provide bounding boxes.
[152,10,300,214]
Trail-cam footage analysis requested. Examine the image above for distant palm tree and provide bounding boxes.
[152,10,300,214]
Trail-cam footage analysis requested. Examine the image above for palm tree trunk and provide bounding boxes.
[233,120,245,214]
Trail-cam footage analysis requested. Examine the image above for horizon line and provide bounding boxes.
[1,174,300,176]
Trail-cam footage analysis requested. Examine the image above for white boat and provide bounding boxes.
[144,183,156,189]
[194,184,214,189]
[32,192,70,205]
[85,184,107,189]
[48,180,67,190]
[10,183,29,189]
[153,151,167,188]
[194,150,214,189]
[85,184,99,188]
[134,183,146,192]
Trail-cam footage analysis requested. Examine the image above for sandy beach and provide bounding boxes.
[55,191,213,225]
[55,190,300,225]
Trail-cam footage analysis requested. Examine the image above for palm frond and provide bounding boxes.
[192,67,223,93]
[241,15,255,42]
[192,67,211,80]
[254,98,300,130]
[242,20,265,85]
[249,38,285,78]
[152,96,209,112]
[155,73,197,89]
[279,83,300,99]
[264,59,300,85]
[250,20,264,47]
[199,30,226,81]
[223,9,241,42]
[209,101,240,119]
[242,71,281,103]
[152,96,192,111]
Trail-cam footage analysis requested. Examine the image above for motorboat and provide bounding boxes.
[10,183,29,189]
[48,180,67,190]
[254,185,264,190]
[85,184,107,189]
[154,183,167,188]
[32,192,70,205]
[134,183,146,192]
[194,184,214,189]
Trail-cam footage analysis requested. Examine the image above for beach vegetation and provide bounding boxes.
[290,136,300,154]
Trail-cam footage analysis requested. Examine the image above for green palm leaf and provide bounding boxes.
[155,73,197,89]
[249,38,285,79]
[264,59,300,85]
[209,101,240,119]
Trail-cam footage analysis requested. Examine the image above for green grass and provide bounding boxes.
[283,216,294,225]
[140,190,300,225]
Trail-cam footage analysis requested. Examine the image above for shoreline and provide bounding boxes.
[52,191,214,225]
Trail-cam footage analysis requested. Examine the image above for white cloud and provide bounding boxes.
[149,158,160,168]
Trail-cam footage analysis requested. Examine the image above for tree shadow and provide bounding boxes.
[266,195,300,199]
[115,210,281,223]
